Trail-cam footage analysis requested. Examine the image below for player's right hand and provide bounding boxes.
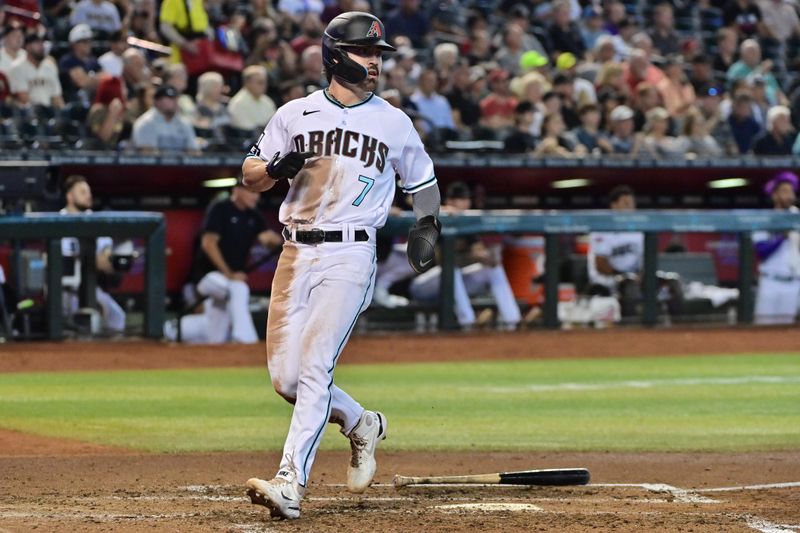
[267,151,316,180]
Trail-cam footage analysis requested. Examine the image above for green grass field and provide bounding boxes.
[1,353,798,453]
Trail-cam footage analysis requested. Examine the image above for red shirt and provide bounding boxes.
[479,93,518,120]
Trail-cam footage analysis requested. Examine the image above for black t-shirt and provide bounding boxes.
[192,199,266,282]
[723,2,762,37]
[504,130,537,153]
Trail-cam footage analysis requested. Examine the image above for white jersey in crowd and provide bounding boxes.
[587,231,644,288]
[8,56,62,106]
[247,89,436,231]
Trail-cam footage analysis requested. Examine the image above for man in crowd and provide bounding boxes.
[58,23,101,105]
[131,84,199,153]
[8,29,63,110]
[228,65,277,132]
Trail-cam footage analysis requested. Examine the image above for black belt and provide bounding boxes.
[282,227,369,244]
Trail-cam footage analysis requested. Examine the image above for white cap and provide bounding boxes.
[69,24,93,44]
[610,105,634,121]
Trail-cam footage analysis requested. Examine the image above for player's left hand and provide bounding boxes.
[267,151,316,180]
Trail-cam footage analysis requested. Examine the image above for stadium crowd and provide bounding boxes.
[2,0,800,156]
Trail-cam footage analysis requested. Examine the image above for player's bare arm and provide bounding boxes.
[241,157,279,193]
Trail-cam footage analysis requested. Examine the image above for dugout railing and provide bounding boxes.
[383,210,800,331]
[0,212,166,339]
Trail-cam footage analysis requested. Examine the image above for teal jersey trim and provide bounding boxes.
[401,175,437,194]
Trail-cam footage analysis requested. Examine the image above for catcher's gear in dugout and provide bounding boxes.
[267,151,316,180]
[407,215,441,274]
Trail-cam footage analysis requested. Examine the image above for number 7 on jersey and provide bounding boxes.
[352,175,375,207]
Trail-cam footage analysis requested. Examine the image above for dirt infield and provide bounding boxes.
[1,328,799,532]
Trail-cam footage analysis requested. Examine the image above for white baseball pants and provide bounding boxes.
[196,271,259,344]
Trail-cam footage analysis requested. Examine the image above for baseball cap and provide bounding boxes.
[520,50,548,70]
[556,52,577,71]
[764,171,799,195]
[154,85,179,99]
[69,23,93,44]
[610,105,634,121]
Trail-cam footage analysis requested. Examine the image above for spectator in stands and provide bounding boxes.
[193,71,230,143]
[648,3,681,57]
[728,91,763,153]
[479,69,518,134]
[97,30,127,78]
[120,48,148,98]
[277,0,324,22]
[607,104,637,154]
[228,65,275,132]
[595,62,630,101]
[623,49,665,96]
[724,0,764,39]
[548,0,586,59]
[552,73,580,129]
[727,39,785,106]
[445,61,482,136]
[433,42,459,93]
[289,12,324,55]
[493,23,531,76]
[677,107,724,157]
[567,103,612,155]
[131,84,199,153]
[632,82,662,132]
[635,106,682,158]
[159,0,211,64]
[753,171,800,325]
[696,84,739,155]
[656,55,696,118]
[713,28,739,83]
[246,17,297,87]
[751,75,771,125]
[185,184,282,343]
[751,105,794,155]
[130,3,158,42]
[466,27,493,65]
[59,175,126,334]
[384,0,430,48]
[556,53,597,107]
[408,181,526,330]
[165,63,196,118]
[297,44,326,89]
[533,111,584,157]
[410,68,457,140]
[603,0,628,36]
[87,73,128,149]
[58,24,100,106]
[689,54,715,93]
[0,23,25,75]
[503,101,538,153]
[8,30,63,109]
[757,0,800,45]
[581,5,610,51]
[69,0,121,35]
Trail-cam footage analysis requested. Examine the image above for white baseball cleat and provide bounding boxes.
[246,468,303,520]
[347,410,387,493]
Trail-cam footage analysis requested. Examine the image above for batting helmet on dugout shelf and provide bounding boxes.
[322,12,396,84]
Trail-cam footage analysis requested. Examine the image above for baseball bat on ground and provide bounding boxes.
[392,468,590,488]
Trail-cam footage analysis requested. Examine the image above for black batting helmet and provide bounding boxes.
[322,12,396,84]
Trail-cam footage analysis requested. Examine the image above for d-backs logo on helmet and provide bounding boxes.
[366,21,382,38]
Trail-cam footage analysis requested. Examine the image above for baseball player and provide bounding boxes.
[587,185,645,317]
[60,175,126,333]
[240,12,441,520]
[753,171,800,325]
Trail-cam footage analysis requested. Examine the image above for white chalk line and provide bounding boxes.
[696,481,800,492]
[744,515,798,533]
[483,375,800,394]
[640,484,721,504]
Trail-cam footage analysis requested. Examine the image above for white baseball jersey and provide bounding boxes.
[247,89,436,229]
[753,206,800,324]
[587,231,644,288]
[753,206,800,278]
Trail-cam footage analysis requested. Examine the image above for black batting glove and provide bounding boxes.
[266,151,316,180]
